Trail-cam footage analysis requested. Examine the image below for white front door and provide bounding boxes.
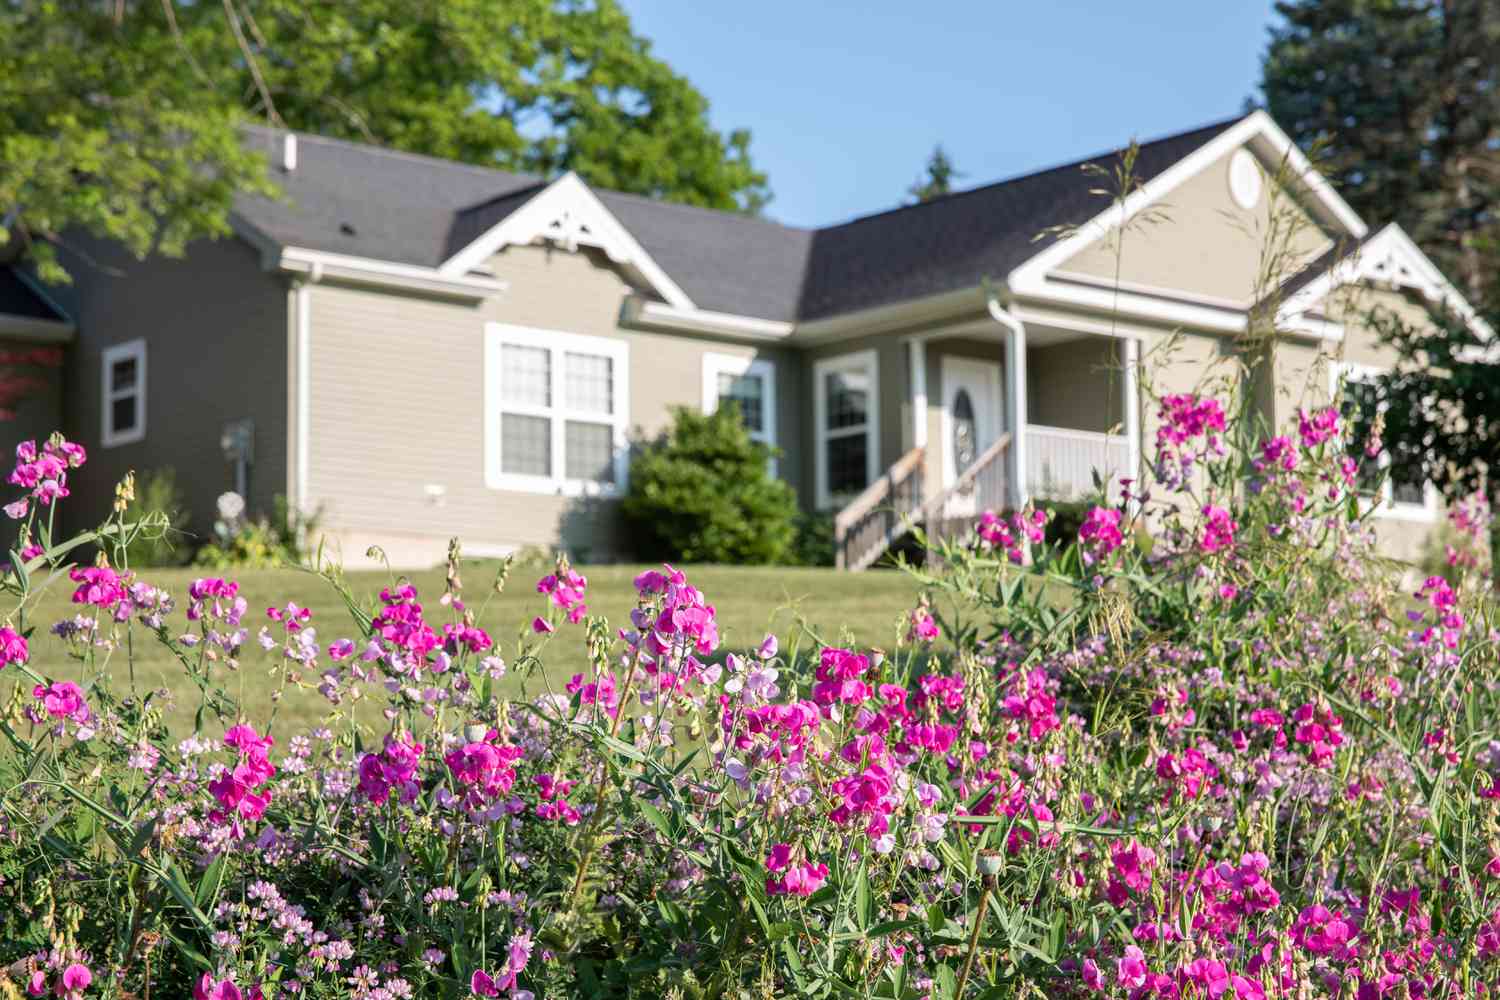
[941,356,1004,516]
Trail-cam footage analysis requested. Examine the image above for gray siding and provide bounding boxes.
[46,237,290,540]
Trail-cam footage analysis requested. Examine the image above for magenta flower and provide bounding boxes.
[194,974,243,1000]
[32,681,90,724]
[1199,504,1238,554]
[1077,506,1125,566]
[0,626,28,668]
[531,616,554,635]
[69,565,128,609]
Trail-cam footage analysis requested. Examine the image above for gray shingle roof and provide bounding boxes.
[234,116,1246,323]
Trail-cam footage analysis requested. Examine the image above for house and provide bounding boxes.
[0,110,1487,570]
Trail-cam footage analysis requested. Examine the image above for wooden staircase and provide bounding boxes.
[833,433,1012,571]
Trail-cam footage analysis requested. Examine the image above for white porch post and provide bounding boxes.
[1004,320,1028,509]
[1123,336,1141,506]
[908,339,927,450]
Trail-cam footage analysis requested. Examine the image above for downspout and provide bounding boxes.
[986,290,1028,509]
[293,261,323,516]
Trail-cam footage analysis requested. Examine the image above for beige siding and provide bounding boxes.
[1028,338,1120,434]
[306,245,801,566]
[46,237,290,537]
[1059,145,1334,305]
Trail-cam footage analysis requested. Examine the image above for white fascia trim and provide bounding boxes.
[1049,269,1253,313]
[1008,110,1368,298]
[1009,278,1249,335]
[623,298,793,341]
[279,247,505,301]
[812,349,880,510]
[439,172,695,310]
[1278,223,1496,344]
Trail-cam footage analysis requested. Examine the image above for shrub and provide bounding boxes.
[192,492,319,569]
[789,509,835,566]
[622,404,798,564]
[119,467,191,567]
[1,392,1498,999]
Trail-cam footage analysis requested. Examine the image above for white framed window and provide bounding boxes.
[484,323,629,496]
[813,349,879,510]
[702,353,777,448]
[100,339,146,447]
[1330,361,1438,522]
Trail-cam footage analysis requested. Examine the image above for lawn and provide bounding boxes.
[18,561,929,734]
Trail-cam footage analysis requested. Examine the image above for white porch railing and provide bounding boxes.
[1026,424,1131,501]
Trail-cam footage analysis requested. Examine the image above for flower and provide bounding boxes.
[0,626,28,668]
[1078,506,1125,566]
[32,681,90,724]
[194,974,244,1000]
[1199,504,1238,554]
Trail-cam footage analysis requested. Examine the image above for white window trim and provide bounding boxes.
[483,323,630,497]
[1329,360,1439,522]
[100,339,146,448]
[813,349,880,510]
[702,352,778,449]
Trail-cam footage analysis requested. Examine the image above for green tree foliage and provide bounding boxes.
[0,2,275,283]
[1,0,770,282]
[1262,0,1500,505]
[1358,306,1497,499]
[1262,0,1500,307]
[907,144,962,203]
[622,406,799,565]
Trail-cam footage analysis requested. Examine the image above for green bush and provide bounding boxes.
[789,510,835,566]
[192,492,320,569]
[119,468,191,567]
[622,405,798,564]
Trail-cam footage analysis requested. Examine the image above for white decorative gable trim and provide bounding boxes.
[439,172,695,309]
[1278,223,1495,343]
[1006,110,1369,328]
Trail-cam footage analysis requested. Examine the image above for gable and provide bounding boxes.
[1053,144,1336,306]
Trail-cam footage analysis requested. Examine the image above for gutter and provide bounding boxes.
[620,298,793,341]
[292,263,321,516]
[278,247,505,302]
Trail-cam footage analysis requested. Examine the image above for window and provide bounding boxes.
[702,353,777,448]
[1332,361,1437,521]
[813,350,879,509]
[100,339,146,447]
[484,324,629,494]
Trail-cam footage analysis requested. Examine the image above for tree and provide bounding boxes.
[0,0,771,284]
[907,144,962,203]
[622,406,799,565]
[1261,0,1500,308]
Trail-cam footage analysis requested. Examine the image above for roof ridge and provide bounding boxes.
[242,122,542,185]
[813,113,1249,233]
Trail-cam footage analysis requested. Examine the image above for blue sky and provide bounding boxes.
[618,1,1280,228]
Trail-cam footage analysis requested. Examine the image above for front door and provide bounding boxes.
[941,356,1003,517]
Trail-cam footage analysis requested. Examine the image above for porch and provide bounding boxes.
[830,321,1138,570]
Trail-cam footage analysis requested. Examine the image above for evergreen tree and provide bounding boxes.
[907,145,962,203]
[1262,0,1500,307]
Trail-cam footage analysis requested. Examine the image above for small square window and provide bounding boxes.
[100,339,146,447]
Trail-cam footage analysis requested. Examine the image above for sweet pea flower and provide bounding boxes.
[0,625,28,668]
[33,681,90,724]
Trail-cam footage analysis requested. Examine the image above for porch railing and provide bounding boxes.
[921,432,1012,554]
[833,446,926,571]
[1026,424,1130,501]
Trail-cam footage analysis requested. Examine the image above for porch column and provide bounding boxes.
[908,339,927,450]
[1123,336,1141,508]
[1005,321,1028,509]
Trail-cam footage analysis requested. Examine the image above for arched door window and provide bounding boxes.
[952,388,976,472]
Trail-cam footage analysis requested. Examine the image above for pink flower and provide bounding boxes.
[765,844,829,897]
[1199,504,1238,554]
[57,964,91,998]
[32,681,90,724]
[1078,506,1125,566]
[194,974,243,1000]
[530,616,554,635]
[469,970,499,997]
[0,626,28,668]
[1297,406,1340,448]
[69,565,128,609]
[1116,945,1148,989]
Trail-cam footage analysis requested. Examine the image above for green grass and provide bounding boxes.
[17,562,926,735]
